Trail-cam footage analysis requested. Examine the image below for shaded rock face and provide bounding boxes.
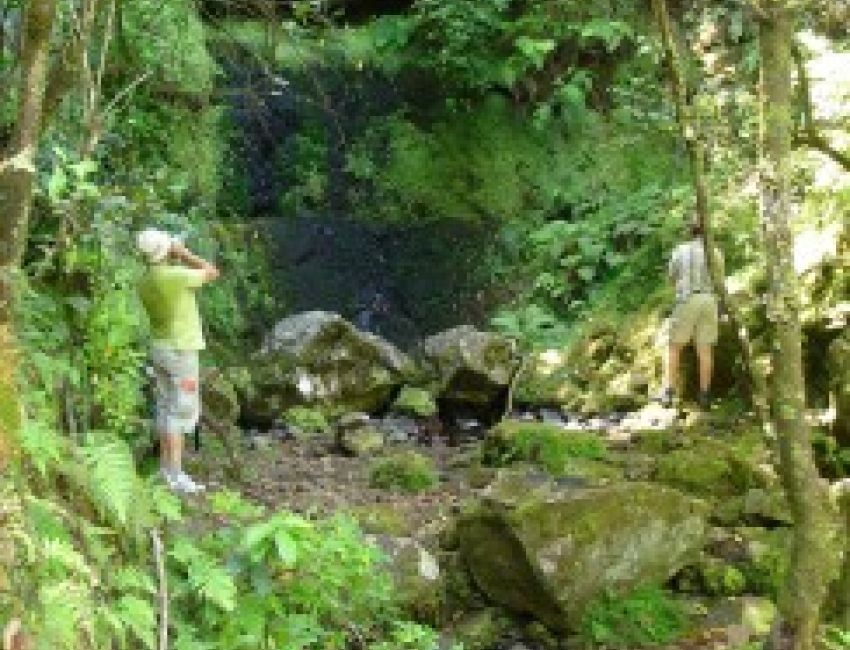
[367,535,441,624]
[417,326,519,420]
[456,480,707,632]
[201,369,240,427]
[247,312,412,422]
[829,332,850,446]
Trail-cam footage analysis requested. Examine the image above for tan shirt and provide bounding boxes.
[668,238,724,302]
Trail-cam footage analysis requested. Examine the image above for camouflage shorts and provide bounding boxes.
[151,348,200,435]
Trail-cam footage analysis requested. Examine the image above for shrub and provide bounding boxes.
[580,586,691,649]
[369,452,439,493]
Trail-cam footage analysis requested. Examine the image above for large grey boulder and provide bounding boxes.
[246,312,413,422]
[417,326,519,409]
[456,474,707,632]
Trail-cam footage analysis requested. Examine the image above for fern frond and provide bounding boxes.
[116,595,157,650]
[41,538,94,583]
[77,438,136,526]
[113,566,157,596]
[20,420,67,478]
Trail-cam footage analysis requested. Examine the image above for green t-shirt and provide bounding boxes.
[138,264,206,351]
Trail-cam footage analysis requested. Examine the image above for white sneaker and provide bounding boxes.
[160,468,178,489]
[172,471,206,494]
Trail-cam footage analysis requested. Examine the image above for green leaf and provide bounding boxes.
[194,561,237,611]
[113,566,157,595]
[577,266,596,282]
[78,439,135,525]
[47,167,68,200]
[274,530,298,567]
[117,595,157,650]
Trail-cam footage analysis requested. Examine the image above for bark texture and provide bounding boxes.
[758,6,841,650]
[0,0,56,469]
[650,0,768,418]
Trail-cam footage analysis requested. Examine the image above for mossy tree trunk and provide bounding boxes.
[650,0,768,417]
[0,0,56,469]
[758,5,841,650]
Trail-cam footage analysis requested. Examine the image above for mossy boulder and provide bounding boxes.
[654,438,766,499]
[391,386,438,418]
[483,419,610,479]
[456,480,708,632]
[282,405,331,438]
[338,425,385,457]
[416,326,519,409]
[247,312,412,422]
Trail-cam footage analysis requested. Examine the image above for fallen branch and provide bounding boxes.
[151,529,168,650]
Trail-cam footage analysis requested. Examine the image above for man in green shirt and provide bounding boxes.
[137,229,219,494]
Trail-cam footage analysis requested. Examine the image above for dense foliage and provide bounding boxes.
[1,0,849,647]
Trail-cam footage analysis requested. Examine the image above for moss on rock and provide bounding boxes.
[654,438,766,498]
[369,451,438,492]
[483,419,609,478]
[391,385,438,418]
[457,481,708,632]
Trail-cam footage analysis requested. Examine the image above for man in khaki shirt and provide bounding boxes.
[137,229,219,494]
[661,221,724,408]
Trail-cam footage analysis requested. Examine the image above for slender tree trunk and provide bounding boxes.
[838,488,850,627]
[759,6,841,650]
[0,0,56,470]
[650,0,769,418]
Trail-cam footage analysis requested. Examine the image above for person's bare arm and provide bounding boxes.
[170,241,220,282]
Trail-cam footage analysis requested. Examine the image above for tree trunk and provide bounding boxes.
[759,6,841,650]
[0,0,56,470]
[650,0,769,419]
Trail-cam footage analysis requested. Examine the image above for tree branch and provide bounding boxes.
[791,40,850,172]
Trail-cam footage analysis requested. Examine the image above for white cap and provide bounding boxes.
[136,229,174,263]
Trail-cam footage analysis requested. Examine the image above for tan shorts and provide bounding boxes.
[669,293,719,346]
[151,348,200,435]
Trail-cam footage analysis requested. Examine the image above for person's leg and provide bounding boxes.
[694,294,719,406]
[153,351,176,478]
[663,297,696,405]
[667,343,682,395]
[696,345,713,393]
[159,432,172,473]
[169,431,184,475]
[170,352,204,493]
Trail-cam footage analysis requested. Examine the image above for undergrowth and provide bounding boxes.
[579,586,691,649]
[369,452,439,493]
[5,420,448,649]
